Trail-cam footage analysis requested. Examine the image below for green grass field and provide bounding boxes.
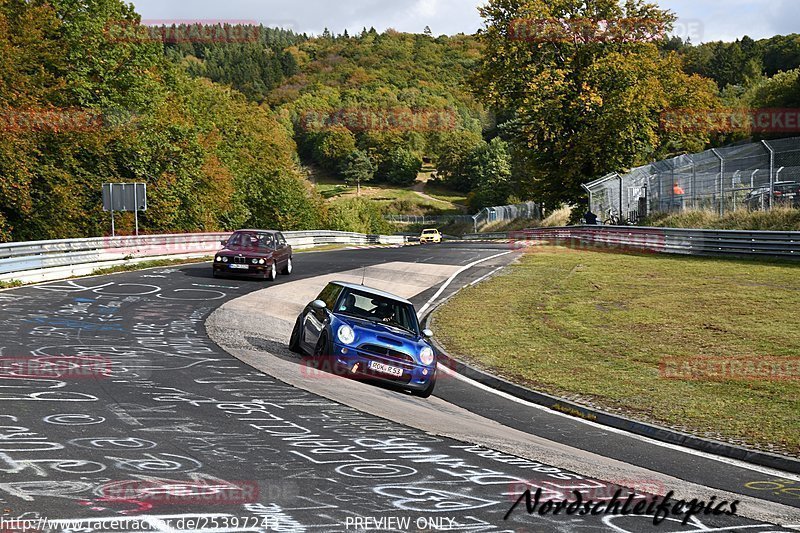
[314,178,464,215]
[432,247,800,455]
[424,183,469,207]
[646,207,800,231]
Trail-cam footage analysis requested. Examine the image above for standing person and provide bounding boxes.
[673,182,686,210]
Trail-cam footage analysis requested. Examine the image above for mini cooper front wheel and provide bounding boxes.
[289,315,304,354]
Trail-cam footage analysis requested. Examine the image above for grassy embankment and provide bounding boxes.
[432,247,800,455]
[645,208,800,231]
[313,170,465,217]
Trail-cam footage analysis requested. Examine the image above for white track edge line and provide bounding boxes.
[437,363,800,482]
[417,251,512,317]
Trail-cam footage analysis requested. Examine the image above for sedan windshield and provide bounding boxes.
[336,289,420,335]
[227,232,275,250]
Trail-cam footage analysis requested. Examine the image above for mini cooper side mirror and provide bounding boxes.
[311,300,328,312]
[422,329,434,339]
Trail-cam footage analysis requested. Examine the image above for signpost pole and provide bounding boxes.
[134,184,139,237]
[109,185,116,237]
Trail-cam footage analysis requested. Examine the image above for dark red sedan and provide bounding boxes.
[213,230,293,281]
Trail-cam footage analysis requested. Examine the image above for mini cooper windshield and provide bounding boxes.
[335,288,420,336]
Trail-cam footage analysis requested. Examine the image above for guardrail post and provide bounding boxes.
[762,140,775,210]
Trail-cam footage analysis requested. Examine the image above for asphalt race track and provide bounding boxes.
[0,243,797,532]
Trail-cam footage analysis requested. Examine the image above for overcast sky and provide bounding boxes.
[129,0,799,43]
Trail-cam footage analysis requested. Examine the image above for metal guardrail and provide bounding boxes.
[0,231,407,282]
[463,226,800,259]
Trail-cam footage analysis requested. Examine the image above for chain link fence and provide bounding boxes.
[384,214,474,225]
[386,202,542,232]
[584,137,800,223]
[472,201,542,231]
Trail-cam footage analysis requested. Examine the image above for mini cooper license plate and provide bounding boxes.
[230,264,249,270]
[368,361,403,377]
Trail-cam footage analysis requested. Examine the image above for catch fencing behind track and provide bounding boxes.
[386,201,542,232]
[584,137,800,223]
[471,201,542,231]
[0,231,407,284]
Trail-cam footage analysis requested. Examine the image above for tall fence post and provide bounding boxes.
[762,140,775,210]
[657,172,663,213]
[711,148,724,216]
[670,163,676,213]
[581,184,593,213]
[689,155,697,210]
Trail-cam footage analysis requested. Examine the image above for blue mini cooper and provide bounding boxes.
[289,282,437,398]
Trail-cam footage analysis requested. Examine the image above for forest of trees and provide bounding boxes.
[268,28,490,195]
[0,0,328,242]
[2,0,800,242]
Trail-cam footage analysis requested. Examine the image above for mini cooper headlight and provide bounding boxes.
[420,346,435,366]
[337,325,356,345]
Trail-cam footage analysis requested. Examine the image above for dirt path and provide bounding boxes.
[413,175,468,213]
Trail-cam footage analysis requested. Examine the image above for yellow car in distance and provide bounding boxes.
[419,229,442,244]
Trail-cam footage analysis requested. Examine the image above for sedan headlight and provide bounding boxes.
[420,346,435,366]
[215,256,221,262]
[252,258,259,265]
[222,256,229,263]
[337,325,356,345]
[259,259,266,265]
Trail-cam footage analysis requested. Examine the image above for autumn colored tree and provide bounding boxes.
[475,0,720,208]
[0,0,324,242]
